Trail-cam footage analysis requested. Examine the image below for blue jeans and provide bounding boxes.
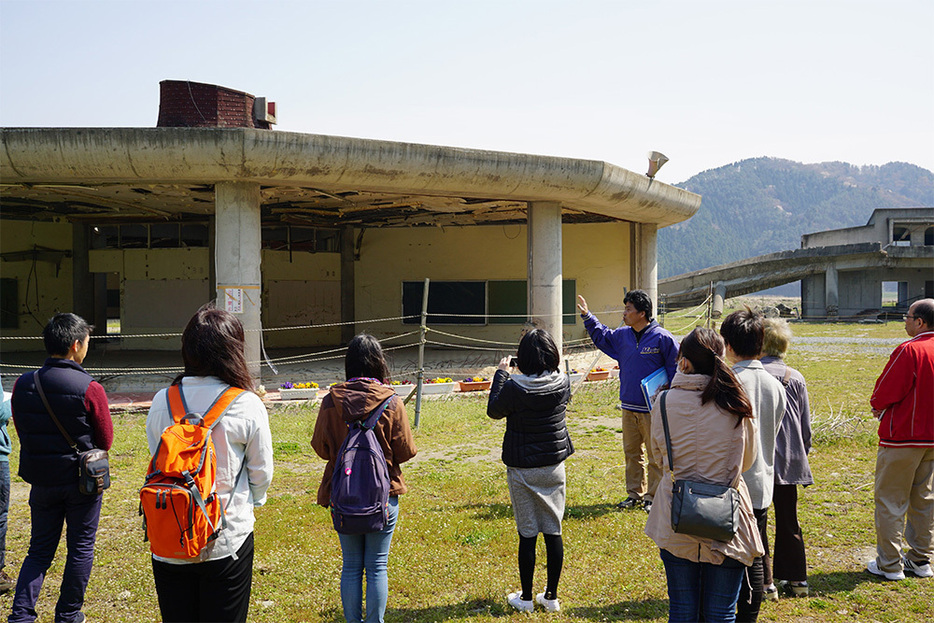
[0,461,9,571]
[8,484,102,623]
[660,548,746,623]
[337,496,399,623]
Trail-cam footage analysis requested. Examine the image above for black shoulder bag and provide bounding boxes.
[33,371,111,496]
[659,390,739,542]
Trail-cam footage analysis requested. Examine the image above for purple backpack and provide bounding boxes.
[330,396,394,534]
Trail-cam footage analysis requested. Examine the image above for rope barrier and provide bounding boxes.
[425,328,517,347]
[0,314,421,341]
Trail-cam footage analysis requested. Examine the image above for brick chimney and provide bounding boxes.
[157,80,276,129]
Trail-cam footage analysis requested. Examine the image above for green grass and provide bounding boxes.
[2,319,932,622]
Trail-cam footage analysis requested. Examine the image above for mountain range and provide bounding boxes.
[658,158,934,282]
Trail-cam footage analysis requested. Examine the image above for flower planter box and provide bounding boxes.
[392,385,415,397]
[586,370,611,382]
[279,388,318,400]
[421,381,457,395]
[458,380,492,392]
[569,373,585,385]
[609,367,620,379]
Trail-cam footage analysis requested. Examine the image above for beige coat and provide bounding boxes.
[644,372,765,566]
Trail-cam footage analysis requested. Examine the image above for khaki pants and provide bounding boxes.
[874,446,934,573]
[621,408,661,503]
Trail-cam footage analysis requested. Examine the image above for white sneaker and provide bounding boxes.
[867,559,905,581]
[903,557,934,578]
[536,592,561,612]
[507,592,534,612]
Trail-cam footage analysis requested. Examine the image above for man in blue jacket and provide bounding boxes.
[578,290,678,512]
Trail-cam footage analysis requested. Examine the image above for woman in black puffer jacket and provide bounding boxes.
[487,329,573,614]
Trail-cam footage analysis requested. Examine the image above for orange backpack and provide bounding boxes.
[139,384,245,558]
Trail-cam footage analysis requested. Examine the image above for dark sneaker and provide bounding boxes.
[778,579,809,597]
[0,570,14,594]
[642,500,653,514]
[903,557,933,578]
[616,497,642,510]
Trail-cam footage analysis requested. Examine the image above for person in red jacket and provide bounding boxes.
[867,298,934,581]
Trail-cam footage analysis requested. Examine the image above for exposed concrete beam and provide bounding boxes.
[0,128,701,228]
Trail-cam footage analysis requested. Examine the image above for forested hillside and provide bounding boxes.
[659,158,934,278]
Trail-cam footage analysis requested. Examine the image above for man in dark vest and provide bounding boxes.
[8,313,113,623]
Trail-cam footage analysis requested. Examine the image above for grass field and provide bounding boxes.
[2,315,932,622]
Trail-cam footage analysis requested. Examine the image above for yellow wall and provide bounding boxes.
[355,222,632,347]
[0,220,74,343]
[1,219,637,353]
[262,250,342,347]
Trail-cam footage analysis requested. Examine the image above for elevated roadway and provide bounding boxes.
[659,242,932,316]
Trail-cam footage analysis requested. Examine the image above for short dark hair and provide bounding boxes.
[719,307,764,359]
[623,289,653,320]
[177,305,255,391]
[912,299,934,328]
[516,328,560,375]
[42,313,92,357]
[345,334,391,382]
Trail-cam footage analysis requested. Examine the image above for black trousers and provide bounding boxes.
[152,532,254,623]
[736,507,769,623]
[772,484,807,582]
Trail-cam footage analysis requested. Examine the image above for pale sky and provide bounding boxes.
[1,0,931,184]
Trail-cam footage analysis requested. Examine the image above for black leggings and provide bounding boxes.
[518,533,563,601]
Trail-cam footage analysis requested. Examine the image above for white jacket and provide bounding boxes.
[733,359,786,509]
[146,376,274,563]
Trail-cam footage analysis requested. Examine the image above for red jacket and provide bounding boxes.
[870,331,934,448]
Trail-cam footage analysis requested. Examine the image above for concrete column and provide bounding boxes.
[340,227,356,344]
[72,224,95,329]
[632,222,659,316]
[208,215,217,302]
[825,264,839,318]
[215,182,262,383]
[712,282,727,318]
[527,201,563,353]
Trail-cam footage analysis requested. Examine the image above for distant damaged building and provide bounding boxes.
[800,208,934,319]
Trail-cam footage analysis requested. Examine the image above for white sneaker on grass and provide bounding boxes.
[903,557,933,578]
[867,559,905,581]
[507,592,534,612]
[536,592,561,612]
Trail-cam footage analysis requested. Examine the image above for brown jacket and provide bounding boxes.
[644,372,765,566]
[311,379,417,507]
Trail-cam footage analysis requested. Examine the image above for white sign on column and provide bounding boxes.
[224,287,244,314]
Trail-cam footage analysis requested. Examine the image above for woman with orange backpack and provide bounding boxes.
[144,305,274,622]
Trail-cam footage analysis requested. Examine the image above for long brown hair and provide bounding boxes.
[678,327,752,423]
[174,304,255,391]
[345,333,391,382]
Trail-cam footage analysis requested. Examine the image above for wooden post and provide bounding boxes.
[414,278,429,428]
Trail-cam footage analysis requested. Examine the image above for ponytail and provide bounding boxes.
[705,356,753,423]
[680,328,753,425]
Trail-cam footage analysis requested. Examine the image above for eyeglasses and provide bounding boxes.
[903,314,919,320]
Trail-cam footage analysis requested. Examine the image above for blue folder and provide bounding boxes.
[640,367,669,408]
